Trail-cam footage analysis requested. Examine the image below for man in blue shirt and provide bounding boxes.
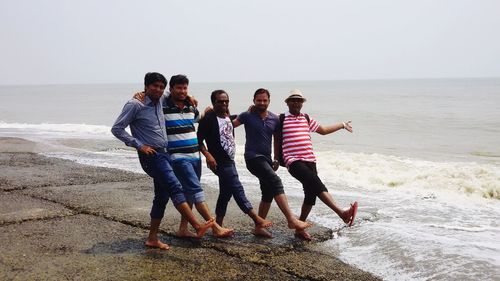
[111,72,214,250]
[233,88,312,238]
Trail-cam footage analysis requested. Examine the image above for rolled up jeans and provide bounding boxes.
[171,158,206,204]
[138,150,187,219]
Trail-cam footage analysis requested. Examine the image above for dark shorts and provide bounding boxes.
[288,160,328,205]
[245,156,285,203]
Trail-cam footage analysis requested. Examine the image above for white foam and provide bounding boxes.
[0,121,113,139]
[315,150,500,200]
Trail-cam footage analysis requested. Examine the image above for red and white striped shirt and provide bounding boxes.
[282,112,320,167]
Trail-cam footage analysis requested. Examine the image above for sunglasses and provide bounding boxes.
[215,99,229,104]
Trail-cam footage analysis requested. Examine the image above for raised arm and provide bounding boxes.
[316,121,353,135]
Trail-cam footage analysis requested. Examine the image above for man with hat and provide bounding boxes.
[276,89,358,240]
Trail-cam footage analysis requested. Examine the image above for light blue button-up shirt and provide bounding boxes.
[111,95,168,149]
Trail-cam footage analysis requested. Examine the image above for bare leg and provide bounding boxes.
[176,203,197,238]
[145,218,170,250]
[252,201,273,237]
[257,201,272,219]
[175,202,214,238]
[249,209,273,238]
[317,192,351,223]
[295,203,313,241]
[194,201,234,238]
[274,194,312,230]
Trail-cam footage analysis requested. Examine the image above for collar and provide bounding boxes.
[284,111,304,117]
[144,95,156,106]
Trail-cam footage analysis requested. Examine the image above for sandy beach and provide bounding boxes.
[0,137,379,281]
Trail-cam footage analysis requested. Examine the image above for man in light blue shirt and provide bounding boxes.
[111,72,214,250]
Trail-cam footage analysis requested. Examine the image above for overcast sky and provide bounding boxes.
[1,0,499,85]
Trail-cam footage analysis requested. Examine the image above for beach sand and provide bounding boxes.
[0,137,379,281]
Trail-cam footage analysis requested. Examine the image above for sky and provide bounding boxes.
[1,0,500,85]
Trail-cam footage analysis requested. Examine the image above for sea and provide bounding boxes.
[1,78,499,280]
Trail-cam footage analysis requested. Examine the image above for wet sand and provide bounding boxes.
[0,137,379,281]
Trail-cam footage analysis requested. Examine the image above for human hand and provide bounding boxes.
[187,95,198,107]
[272,159,280,171]
[205,154,217,171]
[204,106,214,115]
[343,121,353,133]
[138,145,156,155]
[133,91,146,103]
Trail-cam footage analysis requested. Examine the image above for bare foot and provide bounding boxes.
[176,228,198,238]
[145,239,170,250]
[294,230,312,241]
[341,202,358,226]
[288,218,312,231]
[196,219,215,238]
[212,223,234,238]
[348,202,358,227]
[255,217,273,228]
[252,227,273,238]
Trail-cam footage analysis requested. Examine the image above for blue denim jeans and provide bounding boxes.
[171,159,205,204]
[215,162,253,218]
[138,151,187,219]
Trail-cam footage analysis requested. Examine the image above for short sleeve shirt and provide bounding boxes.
[281,112,320,167]
[237,111,280,160]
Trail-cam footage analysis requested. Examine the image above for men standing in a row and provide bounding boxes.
[112,72,214,250]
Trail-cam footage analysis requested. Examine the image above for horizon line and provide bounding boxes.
[1,75,499,87]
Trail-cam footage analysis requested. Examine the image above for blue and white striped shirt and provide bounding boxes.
[163,97,200,161]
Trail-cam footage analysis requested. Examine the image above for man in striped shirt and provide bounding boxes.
[164,75,233,238]
[280,89,358,240]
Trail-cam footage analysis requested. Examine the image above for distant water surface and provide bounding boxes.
[1,78,499,280]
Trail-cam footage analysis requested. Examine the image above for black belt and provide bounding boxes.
[152,147,167,153]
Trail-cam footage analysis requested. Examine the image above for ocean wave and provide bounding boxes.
[426,224,500,233]
[316,150,500,200]
[0,121,113,137]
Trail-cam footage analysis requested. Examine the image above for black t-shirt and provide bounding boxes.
[197,111,237,165]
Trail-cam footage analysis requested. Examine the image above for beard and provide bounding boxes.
[255,105,267,112]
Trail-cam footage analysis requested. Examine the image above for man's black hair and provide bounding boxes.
[169,74,189,88]
[254,88,270,99]
[144,72,167,87]
[211,89,227,104]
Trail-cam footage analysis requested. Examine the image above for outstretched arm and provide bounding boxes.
[316,121,353,135]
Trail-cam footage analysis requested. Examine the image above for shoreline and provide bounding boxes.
[0,137,379,280]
